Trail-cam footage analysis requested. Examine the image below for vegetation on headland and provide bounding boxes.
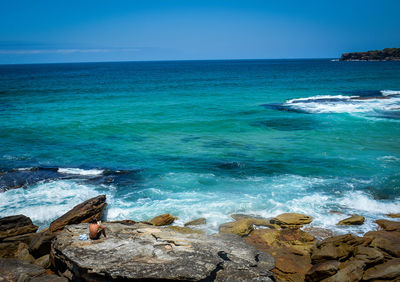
[339,48,400,61]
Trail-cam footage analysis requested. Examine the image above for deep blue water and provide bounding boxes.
[0,59,399,233]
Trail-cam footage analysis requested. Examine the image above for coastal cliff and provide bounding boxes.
[339,48,400,61]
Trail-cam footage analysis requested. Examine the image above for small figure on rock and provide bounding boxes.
[89,218,106,240]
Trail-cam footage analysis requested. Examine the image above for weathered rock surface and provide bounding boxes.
[375,219,400,231]
[337,215,365,226]
[219,219,254,237]
[0,258,67,282]
[270,213,312,229]
[2,232,37,245]
[28,230,56,258]
[364,229,400,258]
[0,215,38,240]
[51,223,275,281]
[230,214,274,228]
[362,258,400,280]
[184,217,206,226]
[387,213,400,218]
[245,228,316,281]
[305,260,339,282]
[167,226,204,234]
[49,195,107,232]
[303,226,336,240]
[149,213,177,226]
[34,254,51,269]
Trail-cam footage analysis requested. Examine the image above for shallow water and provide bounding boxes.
[0,59,399,233]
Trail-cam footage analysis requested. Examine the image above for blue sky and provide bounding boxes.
[1,0,399,64]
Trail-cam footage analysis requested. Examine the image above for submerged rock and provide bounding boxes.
[49,195,107,232]
[337,215,365,225]
[51,223,275,281]
[0,215,38,240]
[184,217,206,226]
[387,213,400,218]
[149,213,177,226]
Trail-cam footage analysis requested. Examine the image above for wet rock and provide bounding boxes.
[51,223,275,281]
[149,213,177,226]
[387,213,400,218]
[311,234,363,263]
[364,230,400,258]
[184,217,206,226]
[362,258,400,280]
[167,226,204,234]
[49,195,107,232]
[271,213,312,229]
[305,260,340,281]
[0,214,38,240]
[219,219,254,237]
[0,258,67,282]
[337,215,365,225]
[354,246,384,265]
[303,226,336,241]
[231,214,275,228]
[29,231,56,258]
[34,254,51,269]
[322,259,365,282]
[375,219,400,231]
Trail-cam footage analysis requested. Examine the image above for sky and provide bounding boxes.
[0,0,399,64]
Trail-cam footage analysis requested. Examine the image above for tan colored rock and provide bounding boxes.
[0,242,19,258]
[303,226,336,240]
[354,246,384,264]
[311,234,363,263]
[322,259,365,282]
[167,226,204,234]
[49,195,107,232]
[230,214,274,227]
[271,213,312,229]
[363,258,400,281]
[2,232,36,245]
[306,260,340,282]
[150,213,177,226]
[34,254,51,269]
[104,219,136,225]
[364,230,400,258]
[219,219,254,237]
[337,215,365,225]
[15,243,35,263]
[184,217,206,226]
[387,213,400,218]
[375,219,400,231]
[0,215,38,240]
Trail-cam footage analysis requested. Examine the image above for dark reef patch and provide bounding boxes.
[251,117,316,131]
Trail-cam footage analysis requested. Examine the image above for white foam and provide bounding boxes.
[381,90,400,96]
[284,94,400,114]
[58,168,104,176]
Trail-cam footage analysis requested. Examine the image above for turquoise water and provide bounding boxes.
[0,59,399,234]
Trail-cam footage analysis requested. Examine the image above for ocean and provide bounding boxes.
[0,59,399,234]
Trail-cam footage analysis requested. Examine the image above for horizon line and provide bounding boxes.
[0,57,339,66]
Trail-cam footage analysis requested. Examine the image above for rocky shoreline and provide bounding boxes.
[339,48,400,61]
[0,195,399,281]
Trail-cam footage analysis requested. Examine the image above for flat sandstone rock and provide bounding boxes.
[51,223,275,281]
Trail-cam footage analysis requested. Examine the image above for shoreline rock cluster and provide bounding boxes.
[339,47,400,61]
[0,195,399,281]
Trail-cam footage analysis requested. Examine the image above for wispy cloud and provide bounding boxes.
[0,48,140,55]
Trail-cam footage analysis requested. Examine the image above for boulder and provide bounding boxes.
[337,215,365,225]
[311,234,363,263]
[245,228,316,281]
[184,217,206,226]
[375,219,400,231]
[49,195,107,232]
[321,259,365,282]
[354,246,384,265]
[363,258,400,280]
[29,230,56,258]
[219,219,254,237]
[305,260,340,281]
[15,242,35,263]
[0,258,67,282]
[34,254,51,269]
[270,213,312,229]
[0,214,38,240]
[51,223,275,281]
[364,230,400,258]
[149,213,176,226]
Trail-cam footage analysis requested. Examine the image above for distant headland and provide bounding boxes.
[339,48,400,61]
